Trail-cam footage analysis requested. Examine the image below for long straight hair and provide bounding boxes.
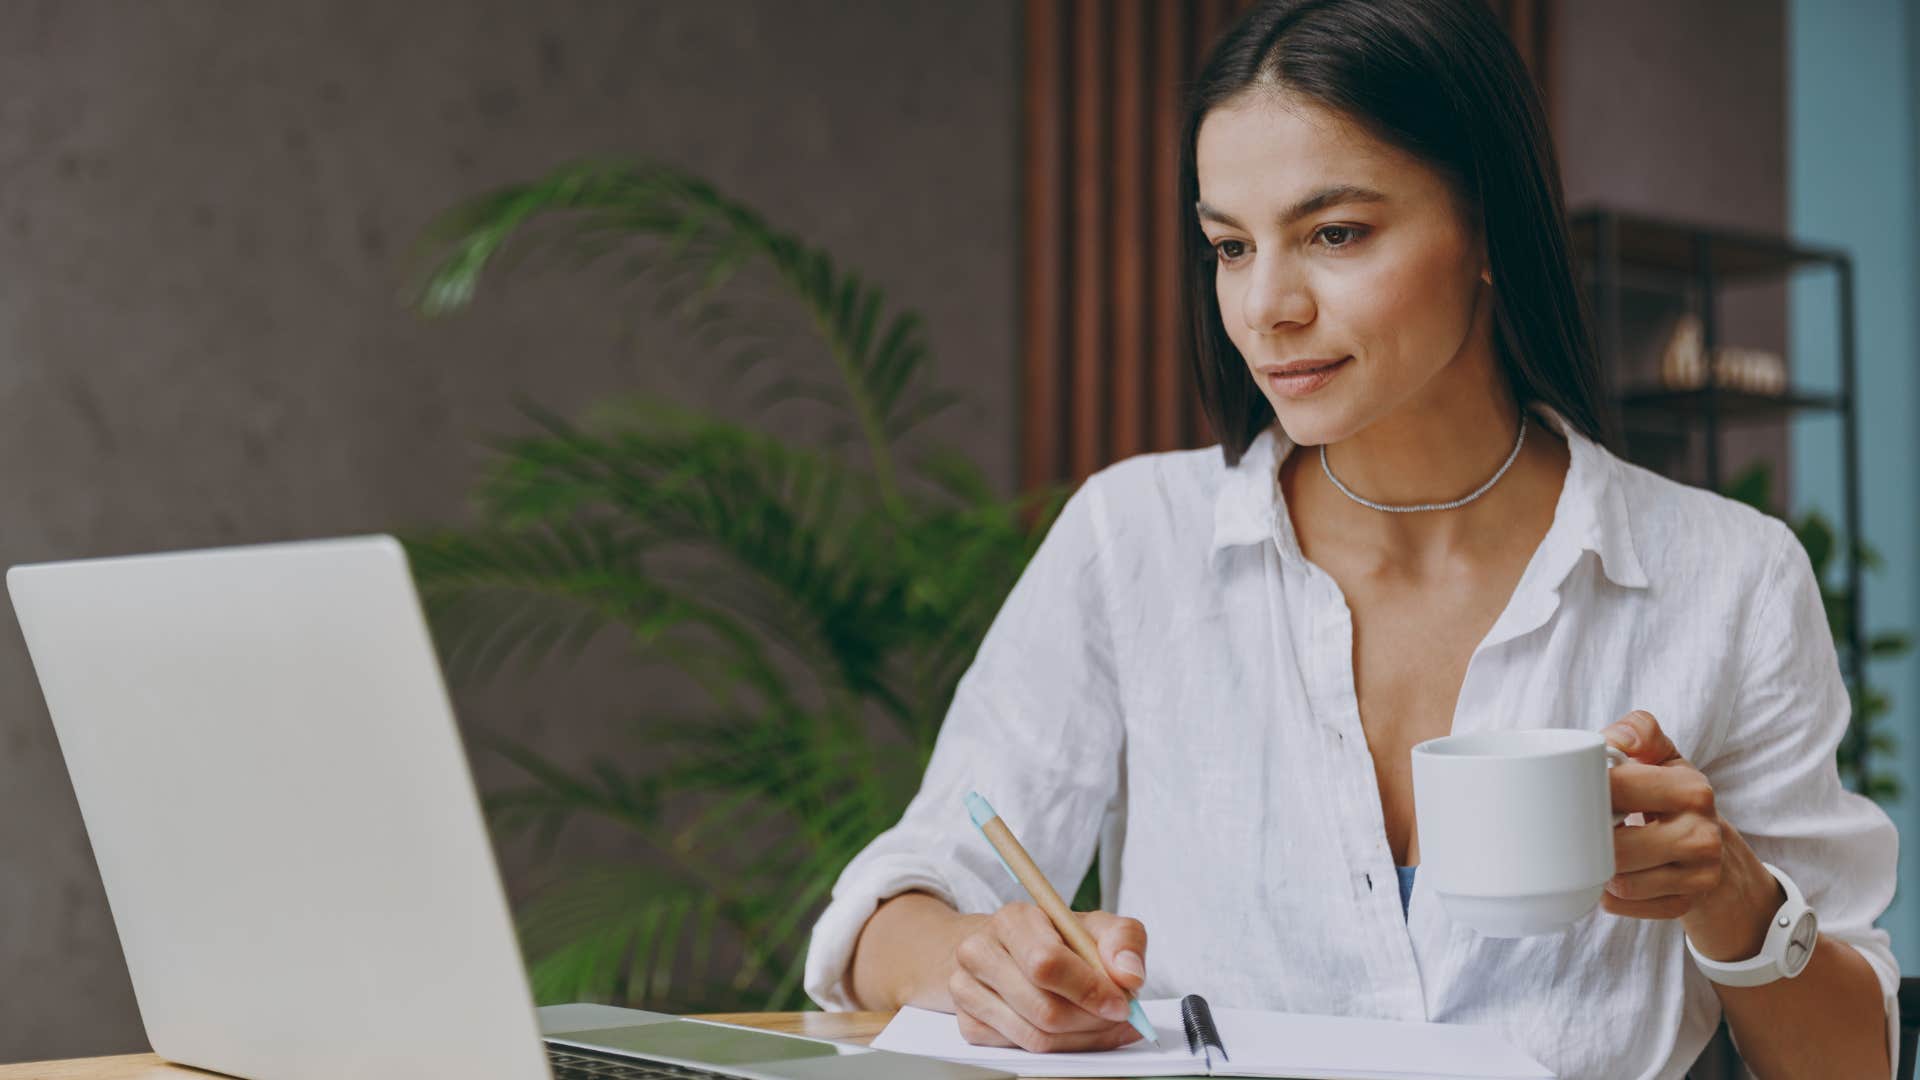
[1180,0,1613,465]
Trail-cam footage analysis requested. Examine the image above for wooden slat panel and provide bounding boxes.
[1493,0,1553,116]
[1522,0,1553,117]
[1108,0,1149,462]
[1208,0,1240,37]
[1068,0,1111,482]
[1020,0,1068,493]
[1148,0,1188,453]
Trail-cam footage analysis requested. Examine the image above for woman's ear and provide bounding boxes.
[1480,268,1493,285]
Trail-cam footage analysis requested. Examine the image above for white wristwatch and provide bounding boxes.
[1684,862,1818,987]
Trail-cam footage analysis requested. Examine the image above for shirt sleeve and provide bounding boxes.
[801,475,1126,1011]
[1702,516,1901,1078]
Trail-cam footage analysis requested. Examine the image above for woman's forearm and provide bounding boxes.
[1715,934,1889,1078]
[1675,824,1889,1078]
[846,891,991,1012]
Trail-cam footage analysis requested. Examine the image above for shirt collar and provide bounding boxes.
[1209,401,1650,591]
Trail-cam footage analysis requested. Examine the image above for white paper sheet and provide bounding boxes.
[869,998,1557,1079]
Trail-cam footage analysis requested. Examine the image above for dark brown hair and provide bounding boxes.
[1181,0,1613,465]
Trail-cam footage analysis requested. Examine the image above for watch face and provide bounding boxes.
[1783,911,1819,977]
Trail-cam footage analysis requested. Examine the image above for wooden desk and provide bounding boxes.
[0,1012,1111,1080]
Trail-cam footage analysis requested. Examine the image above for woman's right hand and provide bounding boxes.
[948,902,1149,1053]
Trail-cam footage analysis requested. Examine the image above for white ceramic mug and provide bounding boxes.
[1410,728,1628,937]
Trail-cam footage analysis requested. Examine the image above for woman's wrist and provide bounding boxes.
[849,891,989,1012]
[1679,816,1787,962]
[907,909,993,1011]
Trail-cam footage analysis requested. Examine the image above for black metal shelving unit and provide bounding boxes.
[1568,205,1869,789]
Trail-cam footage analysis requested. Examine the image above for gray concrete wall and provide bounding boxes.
[1555,0,1785,230]
[0,0,1018,1061]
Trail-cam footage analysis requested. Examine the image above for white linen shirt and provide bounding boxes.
[803,402,1901,1080]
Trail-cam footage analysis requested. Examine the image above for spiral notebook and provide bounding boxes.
[871,994,1556,1079]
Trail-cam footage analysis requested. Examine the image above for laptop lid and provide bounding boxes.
[9,536,551,1080]
[11,536,1014,1080]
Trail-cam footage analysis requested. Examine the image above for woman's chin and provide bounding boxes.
[1268,400,1357,449]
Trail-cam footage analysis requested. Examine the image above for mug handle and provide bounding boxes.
[1605,744,1630,827]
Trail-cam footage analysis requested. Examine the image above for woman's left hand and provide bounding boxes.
[1601,710,1785,958]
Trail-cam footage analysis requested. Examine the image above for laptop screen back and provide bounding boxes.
[8,536,550,1080]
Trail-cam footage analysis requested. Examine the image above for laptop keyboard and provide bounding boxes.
[548,1046,742,1079]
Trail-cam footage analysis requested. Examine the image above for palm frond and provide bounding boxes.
[459,402,963,727]
[476,732,668,839]
[400,523,653,682]
[517,869,746,1009]
[405,158,1065,1014]
[401,521,803,699]
[409,160,953,512]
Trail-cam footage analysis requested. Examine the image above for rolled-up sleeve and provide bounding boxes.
[1704,517,1901,1077]
[801,475,1126,1011]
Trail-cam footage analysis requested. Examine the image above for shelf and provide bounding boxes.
[1569,206,1847,283]
[1615,385,1844,422]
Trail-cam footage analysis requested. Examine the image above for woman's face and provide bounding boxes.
[1194,92,1493,447]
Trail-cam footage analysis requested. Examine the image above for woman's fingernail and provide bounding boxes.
[1102,999,1130,1022]
[1115,950,1145,978]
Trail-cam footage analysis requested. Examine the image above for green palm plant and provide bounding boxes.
[403,159,1071,1011]
[1722,462,1908,802]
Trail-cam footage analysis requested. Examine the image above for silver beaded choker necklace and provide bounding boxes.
[1319,409,1527,513]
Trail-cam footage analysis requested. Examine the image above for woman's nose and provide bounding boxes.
[1241,260,1315,331]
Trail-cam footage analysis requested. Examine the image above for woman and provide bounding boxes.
[803,1,1899,1076]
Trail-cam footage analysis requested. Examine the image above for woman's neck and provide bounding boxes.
[1279,395,1571,571]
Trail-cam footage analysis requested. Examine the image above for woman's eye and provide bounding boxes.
[1313,224,1368,250]
[1211,227,1365,264]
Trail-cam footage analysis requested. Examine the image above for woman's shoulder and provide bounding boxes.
[1087,441,1240,497]
[1605,451,1800,588]
[1078,441,1251,544]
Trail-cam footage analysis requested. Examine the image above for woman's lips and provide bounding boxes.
[1265,356,1351,397]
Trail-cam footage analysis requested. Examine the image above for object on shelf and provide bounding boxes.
[1657,313,1787,394]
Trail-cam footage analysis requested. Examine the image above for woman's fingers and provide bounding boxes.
[1603,710,1683,765]
[1612,811,1724,877]
[994,904,1134,1024]
[950,967,1144,1053]
[1080,910,1149,992]
[1605,858,1724,903]
[948,902,1143,1054]
[1598,890,1694,920]
[998,903,1128,1022]
[1608,760,1717,819]
[961,931,1115,1033]
[1599,711,1745,927]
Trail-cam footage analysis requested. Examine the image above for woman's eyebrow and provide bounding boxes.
[1194,184,1390,227]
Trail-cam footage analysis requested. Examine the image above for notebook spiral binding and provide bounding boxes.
[1180,993,1228,1064]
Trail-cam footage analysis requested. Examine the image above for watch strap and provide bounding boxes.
[1684,862,1813,988]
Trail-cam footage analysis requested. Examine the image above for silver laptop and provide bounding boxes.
[8,535,1008,1080]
